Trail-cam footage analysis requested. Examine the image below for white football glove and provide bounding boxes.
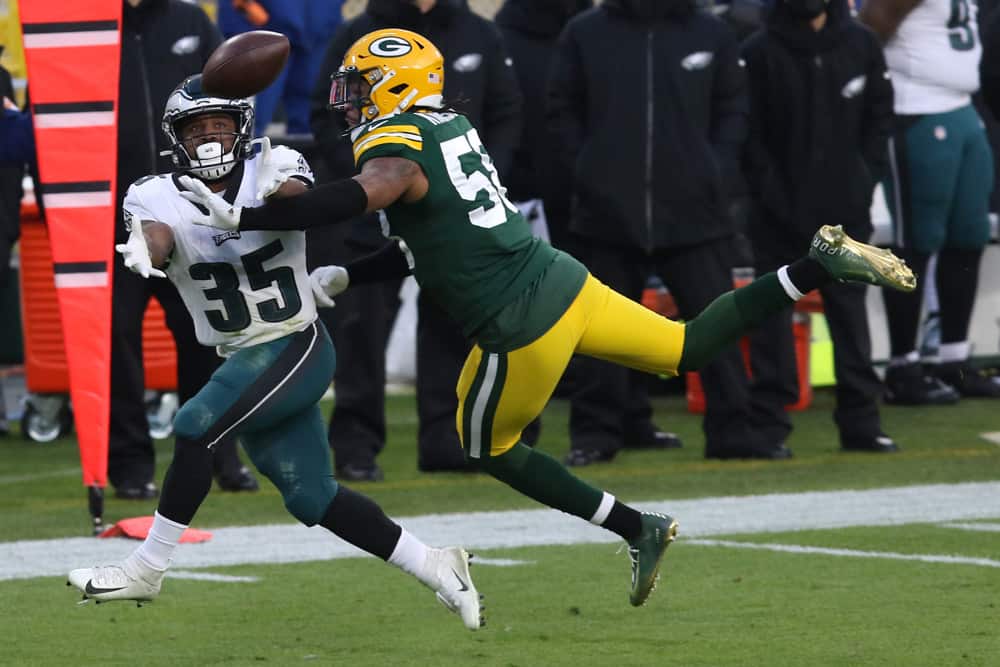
[309,265,350,308]
[115,218,166,279]
[253,136,296,200]
[178,174,243,231]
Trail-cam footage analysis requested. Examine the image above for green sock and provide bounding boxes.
[481,442,604,521]
[678,272,792,372]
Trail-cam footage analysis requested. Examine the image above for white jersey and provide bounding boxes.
[884,0,982,114]
[123,150,317,355]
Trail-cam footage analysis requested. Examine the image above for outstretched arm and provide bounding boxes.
[180,156,425,232]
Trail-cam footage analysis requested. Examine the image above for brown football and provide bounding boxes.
[202,30,290,99]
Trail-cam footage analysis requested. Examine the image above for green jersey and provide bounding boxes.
[352,110,586,344]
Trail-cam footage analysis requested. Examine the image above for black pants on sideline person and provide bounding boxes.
[320,274,402,473]
[571,237,763,458]
[748,230,884,448]
[110,255,247,493]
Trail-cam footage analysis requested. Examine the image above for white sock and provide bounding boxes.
[388,529,430,582]
[590,492,615,526]
[133,511,187,572]
[939,341,970,363]
[777,265,805,301]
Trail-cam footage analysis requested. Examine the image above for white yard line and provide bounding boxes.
[0,468,80,485]
[684,539,1000,568]
[2,481,999,581]
[169,571,260,583]
[465,557,533,567]
[943,522,1000,533]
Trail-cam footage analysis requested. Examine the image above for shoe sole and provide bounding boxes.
[631,518,679,607]
[66,579,159,605]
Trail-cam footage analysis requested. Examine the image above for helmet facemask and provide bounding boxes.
[329,66,383,128]
[173,112,246,180]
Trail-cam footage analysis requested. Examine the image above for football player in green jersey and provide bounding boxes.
[181,28,917,608]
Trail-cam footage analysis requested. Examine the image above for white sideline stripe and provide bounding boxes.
[980,432,1000,446]
[0,468,79,485]
[685,539,1000,569]
[169,571,260,583]
[944,522,1000,533]
[3,481,1000,581]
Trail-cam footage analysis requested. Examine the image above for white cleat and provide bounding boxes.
[423,547,483,630]
[67,557,163,605]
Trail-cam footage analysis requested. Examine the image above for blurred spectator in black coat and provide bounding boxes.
[548,0,776,464]
[742,0,899,453]
[495,0,592,251]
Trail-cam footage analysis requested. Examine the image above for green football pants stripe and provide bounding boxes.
[463,351,507,459]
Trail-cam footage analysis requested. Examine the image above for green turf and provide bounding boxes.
[2,387,1000,666]
[2,389,998,540]
[6,535,998,667]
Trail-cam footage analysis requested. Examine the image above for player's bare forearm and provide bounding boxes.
[859,0,922,42]
[142,220,175,269]
[355,156,427,211]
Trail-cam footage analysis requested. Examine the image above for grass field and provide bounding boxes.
[3,389,1000,666]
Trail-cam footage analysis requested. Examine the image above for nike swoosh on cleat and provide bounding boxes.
[450,568,470,592]
[85,581,126,596]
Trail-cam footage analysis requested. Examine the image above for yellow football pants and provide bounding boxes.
[456,274,686,459]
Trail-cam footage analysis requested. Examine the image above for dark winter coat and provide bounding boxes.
[546,0,749,251]
[495,0,592,203]
[741,0,893,240]
[117,0,221,240]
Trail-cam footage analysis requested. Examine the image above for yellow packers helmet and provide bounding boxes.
[329,28,444,127]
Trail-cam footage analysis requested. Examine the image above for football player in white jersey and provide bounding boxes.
[66,75,483,631]
[861,0,1000,402]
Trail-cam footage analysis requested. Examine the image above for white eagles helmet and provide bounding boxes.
[161,74,254,180]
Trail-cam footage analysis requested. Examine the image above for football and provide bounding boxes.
[201,30,290,99]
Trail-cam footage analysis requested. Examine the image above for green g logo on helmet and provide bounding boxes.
[369,36,413,58]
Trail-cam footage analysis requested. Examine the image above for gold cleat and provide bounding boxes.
[809,225,917,292]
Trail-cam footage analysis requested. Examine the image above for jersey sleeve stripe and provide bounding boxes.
[352,124,421,148]
[353,133,423,160]
[353,130,423,151]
